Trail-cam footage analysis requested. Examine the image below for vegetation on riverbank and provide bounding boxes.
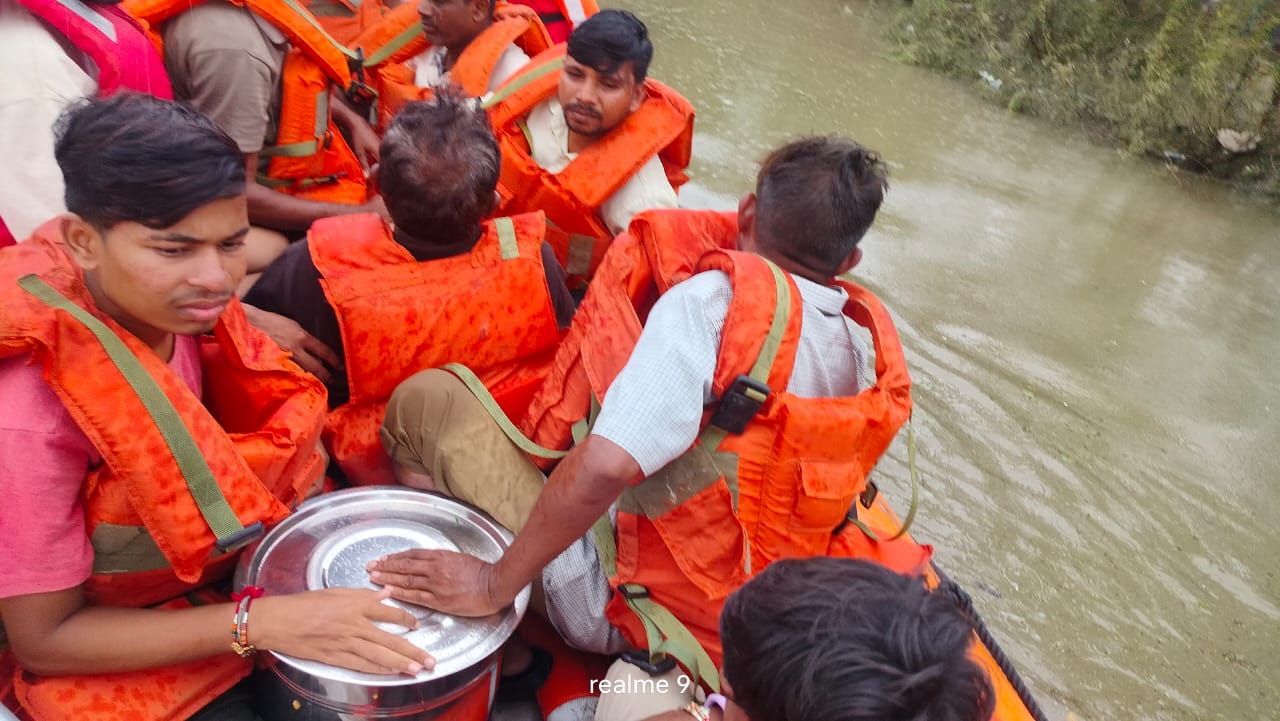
[890,0,1280,201]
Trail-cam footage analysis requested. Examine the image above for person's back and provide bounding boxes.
[486,9,693,282]
[245,88,574,484]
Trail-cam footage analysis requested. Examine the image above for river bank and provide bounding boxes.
[889,0,1280,204]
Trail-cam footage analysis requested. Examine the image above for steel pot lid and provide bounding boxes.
[236,487,530,686]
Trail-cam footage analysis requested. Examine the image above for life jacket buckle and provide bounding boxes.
[708,375,771,435]
[215,521,265,554]
[859,479,879,509]
[619,648,678,676]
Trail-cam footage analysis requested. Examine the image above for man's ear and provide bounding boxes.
[60,215,103,271]
[835,245,863,276]
[628,68,645,113]
[470,0,488,22]
[487,189,501,217]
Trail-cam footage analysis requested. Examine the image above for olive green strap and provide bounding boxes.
[18,275,252,549]
[258,140,320,158]
[361,22,422,67]
[886,412,919,540]
[495,216,519,260]
[480,55,564,109]
[439,363,567,460]
[278,0,360,62]
[591,514,721,692]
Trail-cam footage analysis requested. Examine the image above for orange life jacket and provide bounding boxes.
[300,0,393,44]
[353,1,552,130]
[487,45,695,281]
[0,225,328,721]
[124,0,369,204]
[519,209,920,676]
[506,0,597,43]
[309,212,563,485]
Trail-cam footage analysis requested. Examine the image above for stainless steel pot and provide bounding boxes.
[235,487,530,720]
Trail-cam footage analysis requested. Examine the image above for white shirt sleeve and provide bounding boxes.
[590,271,732,475]
[599,154,679,236]
[0,4,96,239]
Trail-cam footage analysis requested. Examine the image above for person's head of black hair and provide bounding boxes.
[720,558,994,721]
[750,136,888,278]
[378,87,500,247]
[54,93,245,230]
[566,9,653,83]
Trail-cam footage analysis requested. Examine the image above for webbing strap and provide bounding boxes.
[591,514,721,692]
[848,413,920,542]
[699,258,792,459]
[439,363,567,460]
[495,217,519,260]
[480,55,564,109]
[258,140,320,158]
[278,0,359,61]
[362,22,422,67]
[17,276,248,545]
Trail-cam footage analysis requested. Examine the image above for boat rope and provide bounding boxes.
[933,564,1050,721]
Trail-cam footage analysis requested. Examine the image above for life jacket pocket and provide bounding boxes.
[787,458,864,540]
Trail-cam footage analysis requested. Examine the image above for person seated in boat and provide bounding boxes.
[354,0,553,130]
[0,94,432,721]
[485,8,694,282]
[0,0,170,247]
[124,0,387,236]
[371,136,923,717]
[244,88,575,485]
[633,558,995,721]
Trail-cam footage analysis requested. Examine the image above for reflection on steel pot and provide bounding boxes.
[235,487,531,720]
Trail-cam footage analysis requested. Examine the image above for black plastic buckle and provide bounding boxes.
[859,479,879,509]
[215,521,265,554]
[619,584,650,601]
[619,648,677,676]
[347,79,377,107]
[708,375,771,434]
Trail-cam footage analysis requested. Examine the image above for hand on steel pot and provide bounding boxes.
[252,588,435,675]
[367,549,506,617]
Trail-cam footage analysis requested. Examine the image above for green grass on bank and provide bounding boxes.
[890,0,1280,201]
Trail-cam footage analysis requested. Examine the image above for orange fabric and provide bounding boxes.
[355,2,552,130]
[488,45,695,280]
[0,226,327,721]
[303,0,394,44]
[309,212,562,484]
[520,208,915,663]
[123,0,369,204]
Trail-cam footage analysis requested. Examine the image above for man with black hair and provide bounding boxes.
[486,8,693,281]
[245,88,574,485]
[636,559,995,721]
[0,94,433,721]
[372,136,918,720]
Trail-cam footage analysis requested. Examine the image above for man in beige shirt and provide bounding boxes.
[161,1,386,238]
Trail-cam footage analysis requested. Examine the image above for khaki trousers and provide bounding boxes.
[380,368,547,534]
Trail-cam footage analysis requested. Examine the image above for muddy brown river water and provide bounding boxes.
[611,1,1280,719]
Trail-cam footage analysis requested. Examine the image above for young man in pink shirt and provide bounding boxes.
[0,94,431,721]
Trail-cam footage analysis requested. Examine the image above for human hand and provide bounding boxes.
[252,588,434,675]
[367,549,509,618]
[242,304,343,384]
[349,119,381,172]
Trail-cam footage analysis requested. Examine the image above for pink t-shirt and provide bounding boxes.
[0,336,203,598]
